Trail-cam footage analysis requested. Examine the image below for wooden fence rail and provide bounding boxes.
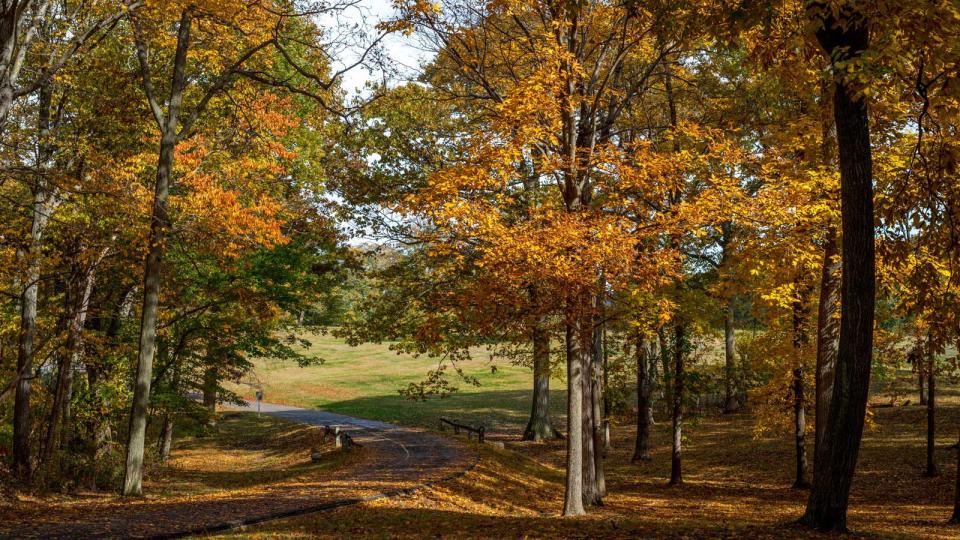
[439,417,485,444]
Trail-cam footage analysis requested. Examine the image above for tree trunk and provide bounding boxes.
[670,323,685,486]
[591,321,606,499]
[633,332,653,462]
[814,227,840,459]
[601,322,611,451]
[203,365,218,427]
[123,9,191,497]
[793,365,809,489]
[158,414,174,462]
[793,282,811,489]
[723,298,739,413]
[524,321,558,441]
[919,370,927,406]
[950,432,960,524]
[659,328,671,407]
[562,318,585,516]
[803,8,875,532]
[86,287,131,467]
[581,335,598,506]
[737,339,751,408]
[42,349,71,476]
[13,81,59,482]
[924,350,937,477]
[41,250,103,475]
[122,128,175,496]
[86,365,111,453]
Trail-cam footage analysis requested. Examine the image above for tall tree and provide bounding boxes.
[12,76,61,481]
[802,3,876,531]
[120,0,348,495]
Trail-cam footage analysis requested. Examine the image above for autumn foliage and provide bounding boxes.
[2,0,960,536]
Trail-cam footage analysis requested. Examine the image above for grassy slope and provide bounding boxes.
[226,331,956,436]
[226,332,566,433]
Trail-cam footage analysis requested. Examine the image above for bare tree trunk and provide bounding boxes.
[793,282,811,489]
[723,298,739,413]
[950,432,960,524]
[601,322,611,451]
[633,332,653,462]
[41,249,104,474]
[659,328,671,407]
[924,350,937,477]
[591,321,606,499]
[581,336,598,506]
[814,227,840,459]
[670,323,685,486]
[919,370,927,406]
[42,348,70,476]
[157,414,173,462]
[123,9,191,497]
[803,7,875,531]
[86,286,131,467]
[524,318,558,441]
[203,365,218,427]
[123,127,175,496]
[737,341,750,408]
[562,316,585,516]
[794,365,810,488]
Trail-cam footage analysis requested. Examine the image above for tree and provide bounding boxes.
[391,0,683,514]
[802,3,876,531]
[952,433,960,524]
[119,0,362,495]
[631,329,655,462]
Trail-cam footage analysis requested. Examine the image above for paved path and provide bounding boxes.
[1,403,474,539]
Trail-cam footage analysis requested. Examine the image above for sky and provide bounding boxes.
[324,0,433,94]
[317,0,435,246]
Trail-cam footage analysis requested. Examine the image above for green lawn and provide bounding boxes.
[225,332,563,434]
[225,329,955,435]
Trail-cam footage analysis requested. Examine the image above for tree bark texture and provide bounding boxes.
[670,323,685,486]
[633,332,654,462]
[804,7,876,531]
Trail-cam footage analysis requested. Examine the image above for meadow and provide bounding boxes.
[225,332,567,434]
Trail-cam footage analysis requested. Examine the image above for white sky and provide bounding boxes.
[324,0,433,94]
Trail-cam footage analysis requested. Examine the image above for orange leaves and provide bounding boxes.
[170,135,290,260]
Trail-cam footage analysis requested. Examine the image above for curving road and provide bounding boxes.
[1,402,474,539]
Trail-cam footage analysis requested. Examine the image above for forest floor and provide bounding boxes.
[4,332,956,538]
[212,401,959,539]
[210,332,960,538]
[0,413,363,538]
[0,405,473,539]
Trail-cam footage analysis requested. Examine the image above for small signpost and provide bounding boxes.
[255,390,263,417]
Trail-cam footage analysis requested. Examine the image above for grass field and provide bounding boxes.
[224,331,958,437]
[225,332,564,434]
